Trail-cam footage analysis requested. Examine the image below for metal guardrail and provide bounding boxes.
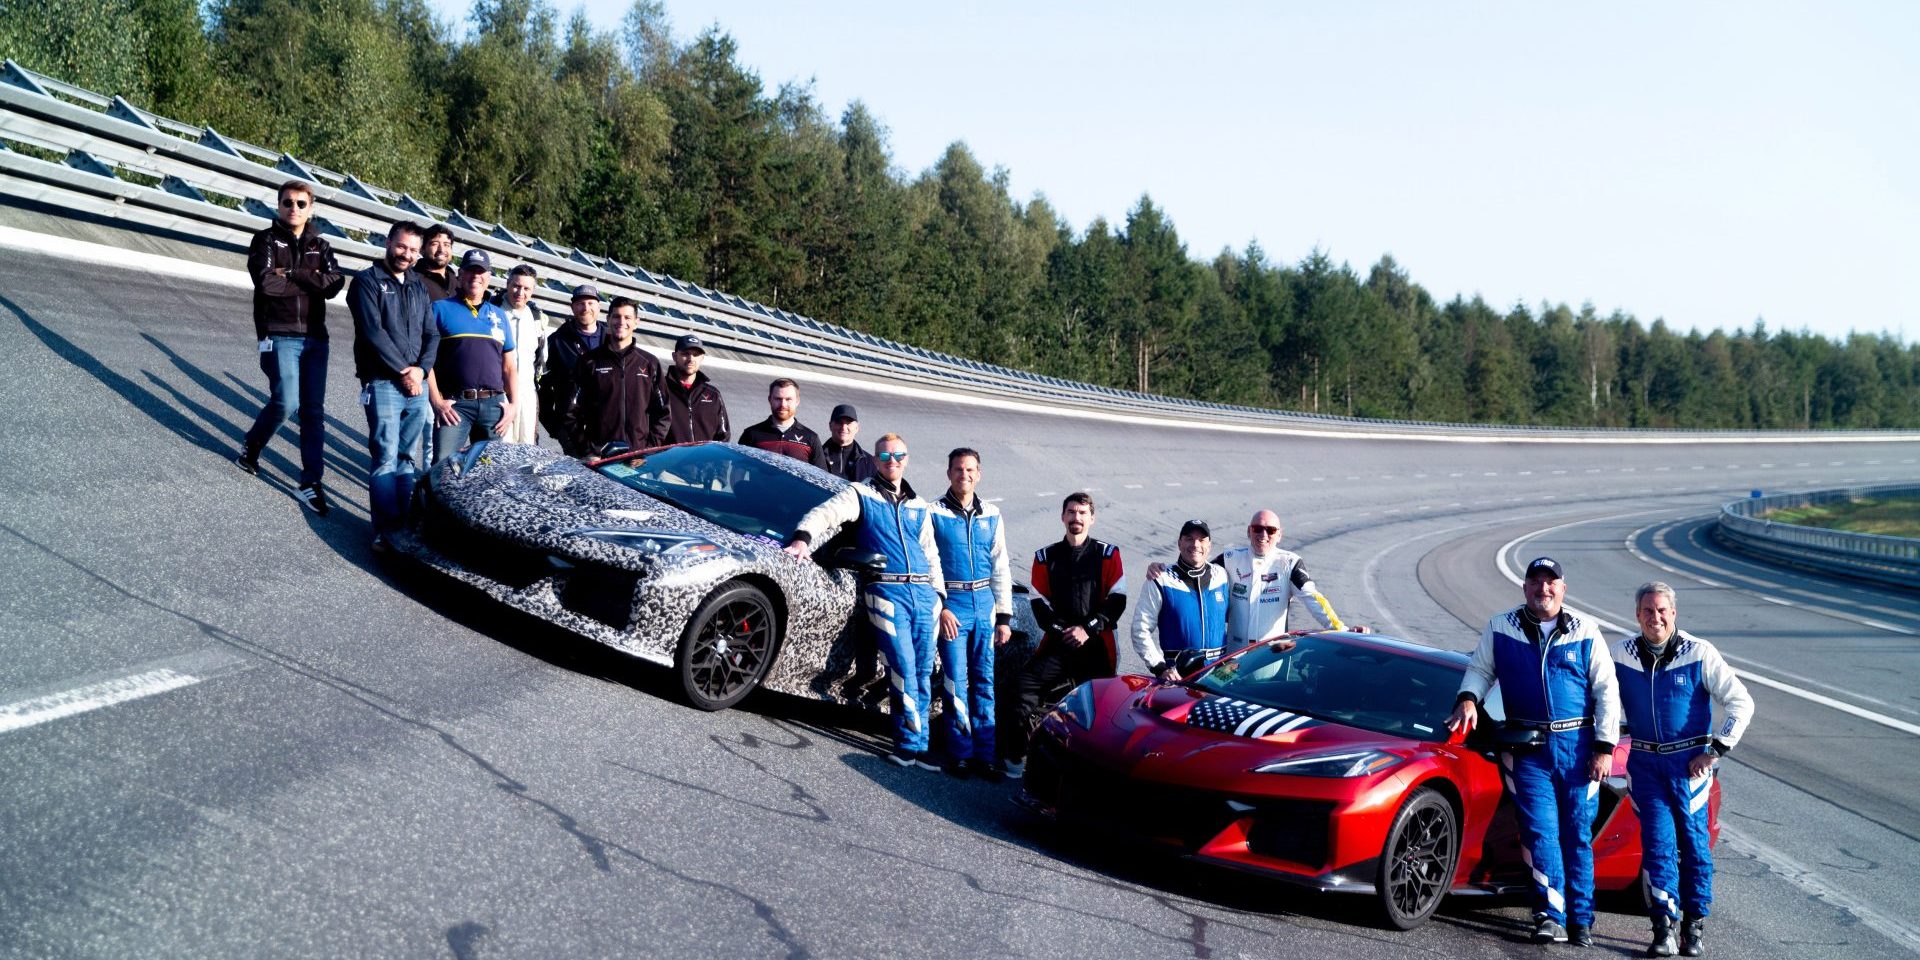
[1715,484,1920,589]
[3,58,1919,440]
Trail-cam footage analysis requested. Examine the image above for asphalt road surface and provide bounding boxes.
[2,236,1918,960]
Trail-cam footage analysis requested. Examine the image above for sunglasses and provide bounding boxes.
[1249,525,1279,536]
[279,198,310,209]
[874,451,909,463]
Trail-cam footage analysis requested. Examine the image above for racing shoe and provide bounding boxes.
[943,758,973,780]
[970,758,1005,783]
[1001,759,1025,780]
[1568,923,1593,948]
[887,749,923,769]
[1647,917,1678,957]
[1680,916,1704,957]
[233,451,259,476]
[297,483,331,517]
[1531,916,1568,944]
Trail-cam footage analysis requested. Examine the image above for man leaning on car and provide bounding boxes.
[1132,519,1230,682]
[1446,557,1620,948]
[1613,581,1752,958]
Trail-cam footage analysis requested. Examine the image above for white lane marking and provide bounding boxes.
[1164,482,1183,487]
[1203,480,1220,485]
[1124,483,1143,489]
[1830,460,1846,466]
[1552,470,1566,475]
[0,669,200,734]
[1311,476,1326,482]
[1239,478,1253,483]
[1498,522,1920,737]
[1035,491,1056,497]
[1450,473,1465,478]
[985,497,1004,503]
[1645,522,1920,629]
[1716,826,1920,955]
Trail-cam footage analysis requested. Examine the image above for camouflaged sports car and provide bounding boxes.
[395,440,1038,712]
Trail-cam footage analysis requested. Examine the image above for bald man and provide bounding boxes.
[1148,509,1345,651]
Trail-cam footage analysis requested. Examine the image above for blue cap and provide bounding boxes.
[459,248,491,272]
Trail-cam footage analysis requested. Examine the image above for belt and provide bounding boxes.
[455,388,503,400]
[945,578,992,591]
[1512,717,1594,732]
[1631,735,1712,754]
[870,572,933,584]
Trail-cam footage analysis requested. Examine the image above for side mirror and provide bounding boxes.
[830,547,889,574]
[1171,649,1210,676]
[596,441,631,459]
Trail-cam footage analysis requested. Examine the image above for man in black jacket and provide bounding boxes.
[539,285,604,453]
[738,378,829,467]
[821,404,874,482]
[416,224,456,302]
[350,221,439,552]
[235,179,346,516]
[660,334,729,444]
[565,297,667,454]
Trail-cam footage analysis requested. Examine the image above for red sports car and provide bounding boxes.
[1018,630,1720,929]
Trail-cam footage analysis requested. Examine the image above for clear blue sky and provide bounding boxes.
[443,1,1918,342]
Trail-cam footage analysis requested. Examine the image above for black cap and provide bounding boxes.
[830,404,858,423]
[570,283,600,302]
[674,334,705,354]
[459,248,491,272]
[1179,519,1212,539]
[1524,557,1564,580]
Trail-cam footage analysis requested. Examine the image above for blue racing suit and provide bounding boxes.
[928,491,1013,764]
[793,477,946,752]
[1459,607,1620,927]
[1613,630,1753,922]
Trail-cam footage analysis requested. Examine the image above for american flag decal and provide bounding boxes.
[1186,697,1318,738]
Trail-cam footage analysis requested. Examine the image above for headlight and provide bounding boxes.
[568,529,721,557]
[1254,749,1405,778]
[1054,682,1097,730]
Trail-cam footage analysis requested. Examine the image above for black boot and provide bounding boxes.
[1680,915,1705,957]
[1647,916,1677,957]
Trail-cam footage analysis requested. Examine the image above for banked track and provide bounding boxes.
[2,223,1920,958]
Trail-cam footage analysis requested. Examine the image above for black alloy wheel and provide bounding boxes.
[676,582,779,711]
[1376,787,1460,930]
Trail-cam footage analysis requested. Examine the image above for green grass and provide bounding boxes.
[1762,496,1920,539]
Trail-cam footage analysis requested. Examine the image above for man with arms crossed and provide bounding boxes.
[1447,557,1620,947]
[785,434,946,769]
[1614,582,1752,958]
[928,447,1013,780]
[1003,492,1126,779]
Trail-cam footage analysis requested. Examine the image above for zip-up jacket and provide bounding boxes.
[823,440,875,483]
[1613,630,1753,756]
[739,418,829,469]
[349,265,439,382]
[566,341,667,453]
[1133,560,1230,669]
[1030,539,1127,646]
[660,369,730,443]
[790,477,946,602]
[928,492,1013,626]
[1459,606,1621,753]
[1216,546,1342,648]
[248,219,345,339]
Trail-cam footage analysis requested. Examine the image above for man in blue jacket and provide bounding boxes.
[1447,557,1620,947]
[1614,582,1753,958]
[1132,520,1230,680]
[928,447,1012,779]
[785,433,946,769]
[349,221,439,553]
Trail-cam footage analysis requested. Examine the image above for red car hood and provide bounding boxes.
[1086,681,1425,778]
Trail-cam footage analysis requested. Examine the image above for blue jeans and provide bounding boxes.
[362,379,429,535]
[431,394,506,468]
[243,336,329,486]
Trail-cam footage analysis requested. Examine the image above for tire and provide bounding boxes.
[675,582,780,711]
[1375,786,1460,930]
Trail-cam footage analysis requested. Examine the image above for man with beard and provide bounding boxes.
[659,334,729,444]
[1133,520,1231,681]
[739,378,829,467]
[349,221,439,553]
[416,224,456,301]
[1002,492,1126,779]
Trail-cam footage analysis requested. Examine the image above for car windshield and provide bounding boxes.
[594,444,834,542]
[1190,635,1466,741]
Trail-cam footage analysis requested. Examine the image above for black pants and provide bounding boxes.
[1006,634,1115,762]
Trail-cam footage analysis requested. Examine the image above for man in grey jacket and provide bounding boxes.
[349,221,439,552]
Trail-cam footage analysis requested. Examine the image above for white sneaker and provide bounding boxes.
[1002,760,1025,780]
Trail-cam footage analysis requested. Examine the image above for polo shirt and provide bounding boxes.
[431,297,516,393]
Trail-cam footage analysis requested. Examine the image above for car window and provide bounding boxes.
[1192,636,1466,740]
[599,445,833,542]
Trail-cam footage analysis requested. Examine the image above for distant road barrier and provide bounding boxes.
[5,59,1919,442]
[1715,484,1920,589]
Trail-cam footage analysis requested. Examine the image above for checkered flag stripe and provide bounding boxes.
[1186,697,1319,738]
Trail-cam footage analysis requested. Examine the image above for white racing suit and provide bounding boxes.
[1219,546,1343,652]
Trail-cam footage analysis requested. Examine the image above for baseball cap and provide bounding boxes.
[459,248,491,272]
[570,283,601,302]
[830,404,859,423]
[674,334,706,354]
[1524,557,1564,580]
[1179,519,1212,539]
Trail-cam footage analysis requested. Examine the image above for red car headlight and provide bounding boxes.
[1253,749,1405,778]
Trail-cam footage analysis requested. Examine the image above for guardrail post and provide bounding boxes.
[106,96,157,130]
[63,150,118,179]
[446,210,484,233]
[341,175,382,202]
[160,175,208,202]
[198,127,247,158]
[395,194,433,217]
[275,154,327,187]
[241,197,276,220]
[2,60,52,97]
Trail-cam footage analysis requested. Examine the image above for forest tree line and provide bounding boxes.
[4,0,1916,429]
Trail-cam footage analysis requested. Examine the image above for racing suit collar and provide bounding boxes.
[939,489,981,515]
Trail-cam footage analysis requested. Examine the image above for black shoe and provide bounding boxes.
[1568,923,1593,948]
[886,749,919,768]
[1680,917,1704,957]
[370,534,392,556]
[971,758,1005,783]
[1531,917,1568,944]
[297,483,331,516]
[944,759,973,780]
[233,452,259,476]
[1648,917,1678,957]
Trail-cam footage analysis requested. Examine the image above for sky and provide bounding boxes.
[438,1,1918,342]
